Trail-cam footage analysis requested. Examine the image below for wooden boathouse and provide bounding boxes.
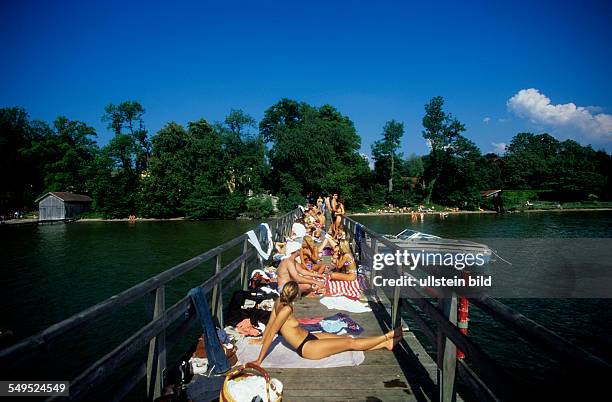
[0,208,609,401]
[35,191,93,221]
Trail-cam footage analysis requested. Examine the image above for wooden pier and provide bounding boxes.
[0,208,609,402]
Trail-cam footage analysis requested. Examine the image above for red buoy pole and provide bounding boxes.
[457,296,469,359]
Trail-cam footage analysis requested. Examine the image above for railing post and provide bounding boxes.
[145,285,166,401]
[370,238,378,289]
[391,264,402,328]
[240,238,249,291]
[437,293,458,402]
[211,253,224,328]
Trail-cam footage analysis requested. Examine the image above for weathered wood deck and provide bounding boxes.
[265,291,441,402]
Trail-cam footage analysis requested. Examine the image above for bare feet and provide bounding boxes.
[384,327,402,351]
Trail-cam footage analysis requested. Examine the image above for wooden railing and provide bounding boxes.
[0,208,302,401]
[342,215,611,402]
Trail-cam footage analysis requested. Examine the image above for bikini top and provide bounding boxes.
[342,258,356,273]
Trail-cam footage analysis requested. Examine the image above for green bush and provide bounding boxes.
[278,192,304,212]
[501,190,540,210]
[246,196,274,219]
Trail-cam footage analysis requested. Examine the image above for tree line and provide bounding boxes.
[1,97,610,218]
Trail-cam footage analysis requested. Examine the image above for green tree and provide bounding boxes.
[137,122,191,217]
[421,96,466,204]
[183,119,245,218]
[260,99,370,209]
[218,110,267,196]
[404,153,424,177]
[0,107,37,212]
[92,101,150,217]
[371,120,404,192]
[503,133,559,189]
[102,101,149,174]
[38,117,98,193]
[225,108,257,138]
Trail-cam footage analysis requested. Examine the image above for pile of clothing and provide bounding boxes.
[223,269,280,341]
[298,312,363,335]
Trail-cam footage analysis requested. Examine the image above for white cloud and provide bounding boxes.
[498,118,509,123]
[483,117,491,124]
[360,153,374,170]
[507,88,612,140]
[491,142,506,155]
[425,139,433,150]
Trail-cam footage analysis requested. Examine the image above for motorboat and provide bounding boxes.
[383,229,494,264]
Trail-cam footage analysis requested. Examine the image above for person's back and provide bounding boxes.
[277,258,292,289]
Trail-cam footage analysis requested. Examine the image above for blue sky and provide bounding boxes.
[1,0,611,156]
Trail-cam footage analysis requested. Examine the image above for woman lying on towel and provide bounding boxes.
[250,281,401,363]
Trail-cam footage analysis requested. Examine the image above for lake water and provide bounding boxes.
[1,212,611,398]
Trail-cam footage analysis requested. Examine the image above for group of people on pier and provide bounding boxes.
[250,200,401,364]
[274,194,355,296]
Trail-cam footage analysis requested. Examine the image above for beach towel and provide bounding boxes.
[320,296,371,313]
[235,336,364,368]
[325,275,362,300]
[246,223,273,260]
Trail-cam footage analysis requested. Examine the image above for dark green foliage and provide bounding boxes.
[41,117,98,193]
[102,101,150,174]
[137,122,191,218]
[420,97,487,208]
[372,120,405,192]
[404,153,424,177]
[260,99,370,209]
[0,108,100,214]
[1,99,611,218]
[0,108,45,212]
[503,133,609,198]
[89,101,151,217]
[246,196,274,219]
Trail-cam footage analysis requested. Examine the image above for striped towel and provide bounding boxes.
[325,274,362,300]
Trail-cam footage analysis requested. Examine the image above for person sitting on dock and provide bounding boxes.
[250,281,401,363]
[328,240,358,281]
[277,241,324,295]
[300,236,326,275]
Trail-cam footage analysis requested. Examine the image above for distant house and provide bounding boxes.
[35,192,93,221]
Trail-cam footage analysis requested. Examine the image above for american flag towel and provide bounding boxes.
[325,274,362,300]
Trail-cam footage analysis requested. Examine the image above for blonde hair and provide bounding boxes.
[279,281,299,305]
[339,240,352,255]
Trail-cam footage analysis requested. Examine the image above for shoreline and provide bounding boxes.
[3,208,611,226]
[348,207,612,217]
[77,217,188,222]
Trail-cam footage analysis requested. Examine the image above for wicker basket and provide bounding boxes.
[220,363,282,402]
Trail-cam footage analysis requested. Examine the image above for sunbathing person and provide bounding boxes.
[250,281,401,363]
[303,256,326,276]
[328,240,357,281]
[277,241,324,295]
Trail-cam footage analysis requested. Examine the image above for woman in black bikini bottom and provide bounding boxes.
[250,281,402,364]
[296,332,318,357]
